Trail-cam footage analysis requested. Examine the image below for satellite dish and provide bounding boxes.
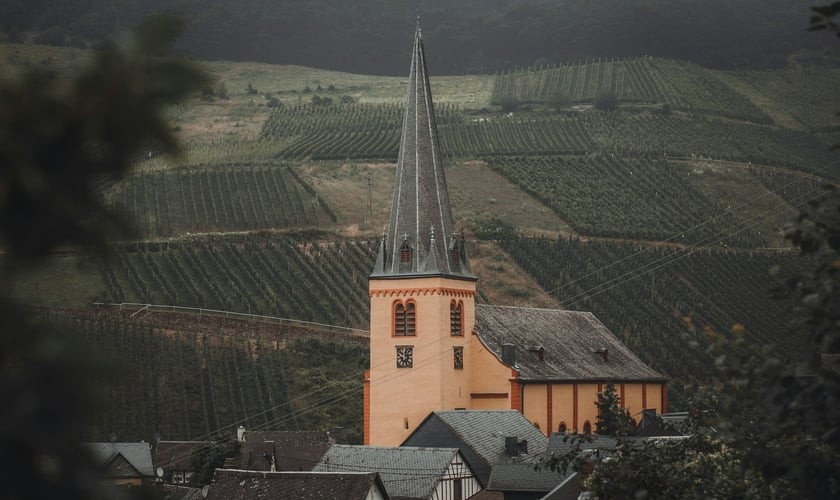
[156,467,164,478]
[201,485,210,498]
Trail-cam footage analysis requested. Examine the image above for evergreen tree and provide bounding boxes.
[594,382,635,436]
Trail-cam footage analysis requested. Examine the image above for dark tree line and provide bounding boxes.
[0,0,834,75]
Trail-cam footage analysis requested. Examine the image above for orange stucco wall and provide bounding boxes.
[367,275,477,446]
[521,381,668,435]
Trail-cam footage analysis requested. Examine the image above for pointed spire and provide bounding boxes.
[371,22,474,280]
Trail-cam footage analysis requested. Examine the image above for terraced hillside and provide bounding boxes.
[7,47,840,440]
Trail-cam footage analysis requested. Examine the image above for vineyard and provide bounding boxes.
[34,308,367,443]
[104,163,337,239]
[93,234,376,329]
[486,154,769,247]
[494,235,810,407]
[732,65,840,132]
[490,57,773,123]
[11,49,840,441]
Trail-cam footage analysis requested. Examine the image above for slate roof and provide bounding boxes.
[542,472,585,500]
[545,433,619,458]
[372,21,472,279]
[474,304,667,382]
[487,463,570,493]
[81,442,155,478]
[633,411,685,437]
[314,445,467,500]
[239,430,341,471]
[206,469,389,500]
[154,441,210,471]
[402,410,548,485]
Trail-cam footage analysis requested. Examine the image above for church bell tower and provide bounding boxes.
[364,21,477,446]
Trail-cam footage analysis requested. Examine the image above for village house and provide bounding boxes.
[315,444,481,500]
[81,442,155,487]
[205,469,389,499]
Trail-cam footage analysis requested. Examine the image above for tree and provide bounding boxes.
[579,191,840,499]
[594,382,634,436]
[0,14,206,500]
[190,433,241,486]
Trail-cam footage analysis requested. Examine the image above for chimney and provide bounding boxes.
[237,425,246,442]
[502,343,516,366]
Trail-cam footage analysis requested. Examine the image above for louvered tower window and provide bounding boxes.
[394,302,416,336]
[450,300,463,336]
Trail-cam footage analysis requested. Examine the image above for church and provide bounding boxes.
[363,23,668,446]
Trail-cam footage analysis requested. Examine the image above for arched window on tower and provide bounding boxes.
[558,422,567,433]
[394,301,416,336]
[582,421,592,435]
[450,300,463,336]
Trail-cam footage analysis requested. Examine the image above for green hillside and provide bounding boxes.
[7,46,840,440]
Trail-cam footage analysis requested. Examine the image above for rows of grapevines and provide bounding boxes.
[105,164,337,238]
[733,65,840,131]
[273,114,595,160]
[440,117,593,156]
[749,167,833,210]
[579,110,837,175]
[487,154,765,247]
[39,310,366,442]
[490,58,771,123]
[497,235,808,407]
[95,234,376,328]
[491,58,645,104]
[642,58,772,123]
[258,103,464,140]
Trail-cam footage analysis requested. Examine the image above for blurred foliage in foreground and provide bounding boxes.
[0,14,206,500]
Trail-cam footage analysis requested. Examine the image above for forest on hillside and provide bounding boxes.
[0,0,834,74]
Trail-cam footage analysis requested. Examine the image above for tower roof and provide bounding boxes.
[371,20,473,279]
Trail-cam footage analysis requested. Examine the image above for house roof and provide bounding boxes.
[546,433,620,458]
[372,20,472,279]
[239,430,341,471]
[161,484,205,500]
[474,304,667,382]
[154,441,211,471]
[314,445,467,500]
[633,411,685,437]
[402,409,548,486]
[81,442,154,478]
[542,472,585,500]
[487,463,571,493]
[206,469,389,500]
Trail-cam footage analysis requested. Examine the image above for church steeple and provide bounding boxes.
[371,20,473,279]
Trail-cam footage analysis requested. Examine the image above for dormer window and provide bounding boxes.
[450,300,463,336]
[399,240,412,263]
[394,301,416,336]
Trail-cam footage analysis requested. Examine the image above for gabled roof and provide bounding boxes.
[402,410,548,485]
[239,430,340,471]
[314,445,470,500]
[372,20,472,280]
[474,304,667,382]
[82,442,154,478]
[487,463,571,493]
[206,470,389,500]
